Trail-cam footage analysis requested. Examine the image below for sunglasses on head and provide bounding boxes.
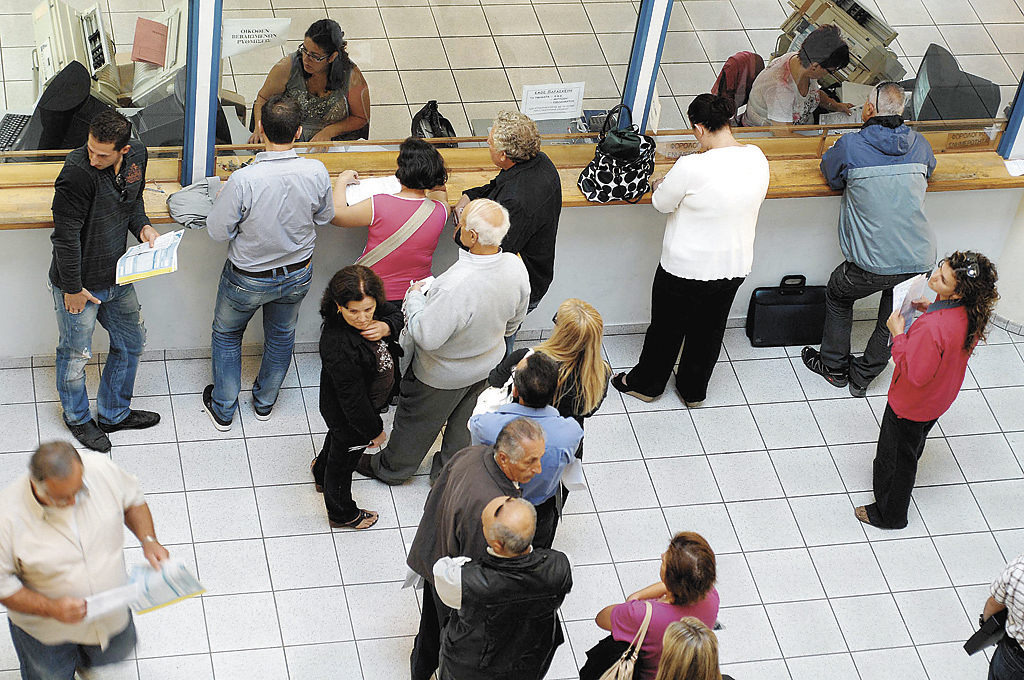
[939,255,979,279]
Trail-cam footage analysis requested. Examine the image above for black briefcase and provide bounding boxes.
[745,275,827,347]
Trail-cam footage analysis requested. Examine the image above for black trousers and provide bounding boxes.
[867,403,936,529]
[312,426,365,524]
[820,261,918,388]
[411,581,452,680]
[533,494,560,550]
[627,266,743,402]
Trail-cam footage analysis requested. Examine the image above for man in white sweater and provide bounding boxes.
[358,199,531,484]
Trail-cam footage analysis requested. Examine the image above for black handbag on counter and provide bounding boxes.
[745,274,827,347]
[411,101,458,148]
[578,104,656,204]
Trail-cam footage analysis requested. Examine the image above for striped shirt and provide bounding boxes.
[991,553,1024,645]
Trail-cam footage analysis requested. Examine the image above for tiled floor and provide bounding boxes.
[1,319,1023,679]
[2,0,1022,136]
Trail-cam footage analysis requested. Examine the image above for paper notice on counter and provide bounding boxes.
[115,229,184,285]
[520,83,585,121]
[132,18,169,66]
[1005,159,1024,177]
[344,175,401,206]
[892,273,928,331]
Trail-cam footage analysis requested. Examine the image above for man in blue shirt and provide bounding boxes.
[204,94,334,431]
[469,352,582,548]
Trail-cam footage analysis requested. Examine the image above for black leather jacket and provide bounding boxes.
[439,548,572,680]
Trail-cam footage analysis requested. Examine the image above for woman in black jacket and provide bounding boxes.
[311,265,403,529]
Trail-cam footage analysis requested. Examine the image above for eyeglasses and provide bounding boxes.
[938,255,979,279]
[493,496,515,518]
[298,45,329,63]
[874,80,898,112]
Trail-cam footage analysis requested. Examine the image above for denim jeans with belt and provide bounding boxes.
[210,260,312,421]
[50,283,146,427]
[9,615,136,680]
[989,636,1024,680]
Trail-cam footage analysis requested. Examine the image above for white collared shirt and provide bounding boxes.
[0,453,146,647]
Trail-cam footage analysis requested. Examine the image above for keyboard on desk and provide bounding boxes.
[0,113,31,153]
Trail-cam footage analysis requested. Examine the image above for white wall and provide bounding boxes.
[2,188,1020,359]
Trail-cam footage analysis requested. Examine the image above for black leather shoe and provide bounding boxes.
[98,410,161,433]
[68,419,111,452]
[355,453,375,478]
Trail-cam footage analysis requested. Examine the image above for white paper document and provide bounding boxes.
[84,585,138,622]
[892,273,928,331]
[1005,159,1024,177]
[560,459,587,492]
[115,229,184,285]
[129,560,205,614]
[345,175,401,206]
[520,82,585,121]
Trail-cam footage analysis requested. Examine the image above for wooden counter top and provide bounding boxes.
[2,137,1023,230]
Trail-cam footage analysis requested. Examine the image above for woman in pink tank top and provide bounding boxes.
[332,137,450,302]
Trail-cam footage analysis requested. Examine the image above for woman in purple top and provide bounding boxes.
[596,532,720,680]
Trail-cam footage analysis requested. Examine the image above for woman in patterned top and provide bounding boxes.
[311,266,403,529]
[249,19,370,144]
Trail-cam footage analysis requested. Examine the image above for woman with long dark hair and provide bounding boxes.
[613,94,769,407]
[856,251,999,529]
[249,19,370,143]
[311,265,402,529]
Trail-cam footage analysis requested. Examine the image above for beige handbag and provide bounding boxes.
[599,600,653,680]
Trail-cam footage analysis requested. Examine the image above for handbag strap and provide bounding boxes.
[355,198,435,268]
[629,601,654,650]
[602,103,633,136]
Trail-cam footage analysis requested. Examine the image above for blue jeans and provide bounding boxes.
[210,260,312,420]
[504,299,540,357]
[989,637,1024,680]
[50,282,146,427]
[9,615,135,680]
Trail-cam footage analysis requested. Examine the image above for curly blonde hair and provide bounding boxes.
[490,111,540,162]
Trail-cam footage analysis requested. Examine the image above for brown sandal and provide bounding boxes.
[854,506,871,525]
[310,458,322,493]
[330,508,378,530]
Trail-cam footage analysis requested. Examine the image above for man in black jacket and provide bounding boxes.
[406,417,545,680]
[454,111,562,351]
[433,495,572,680]
[49,110,162,452]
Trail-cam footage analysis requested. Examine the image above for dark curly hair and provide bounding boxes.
[320,265,387,329]
[798,24,850,71]
[396,137,448,190]
[945,250,999,352]
[298,19,354,92]
[663,532,716,606]
[89,110,132,150]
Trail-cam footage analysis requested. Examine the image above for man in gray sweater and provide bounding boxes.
[358,199,531,484]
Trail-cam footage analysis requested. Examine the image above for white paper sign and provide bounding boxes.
[221,18,292,58]
[520,82,585,121]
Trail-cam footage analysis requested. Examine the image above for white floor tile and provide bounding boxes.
[809,398,880,446]
[932,531,1009,585]
[178,438,253,490]
[715,551,761,606]
[355,635,416,679]
[598,508,671,562]
[584,460,659,511]
[733,357,805,404]
[255,483,331,537]
[893,587,974,645]
[994,528,1024,560]
[770,446,846,497]
[708,450,784,502]
[265,533,343,590]
[284,642,361,680]
[142,491,194,546]
[646,455,723,506]
[728,499,804,551]
[133,597,210,658]
[203,592,283,652]
[210,648,288,680]
[972,479,1024,529]
[552,512,613,565]
[187,488,262,542]
[852,646,928,680]
[629,410,704,458]
[194,538,272,596]
[238,387,311,438]
[766,598,847,656]
[662,503,742,554]
[346,581,421,639]
[580,413,643,462]
[948,432,1023,481]
[276,586,355,645]
[913,483,987,534]
[872,537,953,591]
[0,403,40,453]
[137,654,214,680]
[171,393,244,440]
[560,562,623,622]
[247,433,318,486]
[986,386,1024,432]
[746,548,826,603]
[335,527,409,584]
[829,443,877,493]
[811,542,890,598]
[690,405,765,454]
[751,401,827,449]
[111,442,184,494]
[831,593,913,651]
[0,368,34,405]
[915,437,969,486]
[916,640,993,679]
[716,605,782,664]
[967,343,1024,387]
[939,390,1002,436]
[789,493,869,546]
[786,652,861,680]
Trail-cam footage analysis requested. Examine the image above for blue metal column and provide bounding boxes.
[997,76,1024,159]
[182,0,223,185]
[620,0,674,130]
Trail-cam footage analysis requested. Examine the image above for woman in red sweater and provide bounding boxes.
[856,251,999,529]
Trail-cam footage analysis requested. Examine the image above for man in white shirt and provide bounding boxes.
[0,441,169,679]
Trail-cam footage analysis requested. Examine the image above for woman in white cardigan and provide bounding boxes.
[613,94,770,406]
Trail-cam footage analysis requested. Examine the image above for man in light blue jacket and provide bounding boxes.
[802,81,937,397]
[469,352,582,549]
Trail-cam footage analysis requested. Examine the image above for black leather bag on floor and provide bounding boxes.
[745,274,827,347]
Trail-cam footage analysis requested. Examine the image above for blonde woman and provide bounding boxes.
[654,618,723,680]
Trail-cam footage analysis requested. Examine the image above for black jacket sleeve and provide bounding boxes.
[127,148,151,239]
[321,334,383,441]
[463,176,498,201]
[50,165,96,293]
[376,299,405,339]
[488,347,530,387]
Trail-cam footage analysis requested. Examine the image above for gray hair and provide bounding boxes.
[463,198,510,247]
[494,417,545,463]
[490,111,540,162]
[30,441,82,482]
[486,497,536,554]
[871,81,906,116]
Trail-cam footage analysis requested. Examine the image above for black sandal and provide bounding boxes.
[330,508,378,530]
[611,372,656,402]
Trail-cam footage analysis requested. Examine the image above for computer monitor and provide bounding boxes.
[32,0,120,106]
[905,44,1001,121]
[130,68,231,147]
[14,61,112,151]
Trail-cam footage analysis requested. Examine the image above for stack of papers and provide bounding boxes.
[84,560,205,621]
[115,230,184,285]
[345,175,401,206]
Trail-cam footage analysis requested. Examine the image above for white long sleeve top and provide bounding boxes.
[651,144,770,281]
